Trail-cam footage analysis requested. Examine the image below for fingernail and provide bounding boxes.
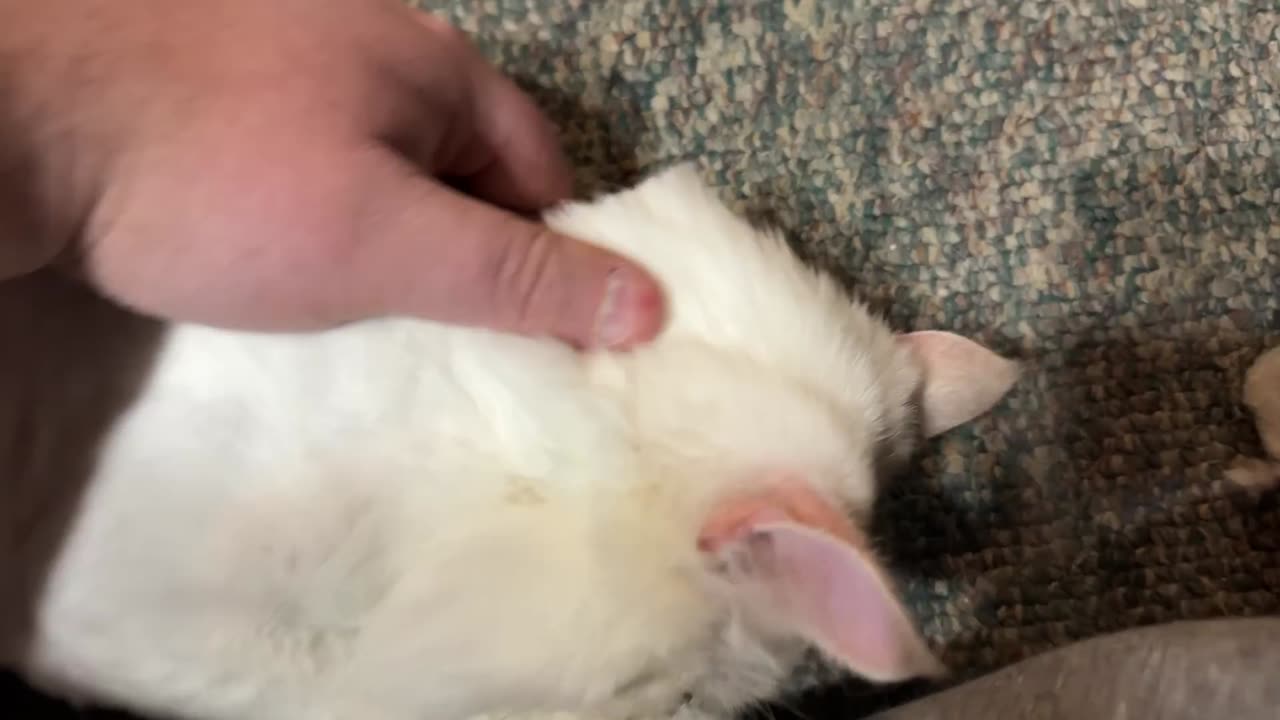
[592,270,639,349]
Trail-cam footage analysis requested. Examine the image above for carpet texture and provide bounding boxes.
[6,0,1280,717]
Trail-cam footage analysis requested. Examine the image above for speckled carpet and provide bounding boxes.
[6,0,1280,717]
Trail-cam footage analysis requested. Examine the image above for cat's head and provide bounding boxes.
[540,165,1020,719]
[583,331,1018,719]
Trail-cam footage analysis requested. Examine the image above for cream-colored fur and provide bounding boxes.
[2,164,1015,720]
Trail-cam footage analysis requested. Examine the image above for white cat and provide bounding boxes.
[0,164,1019,720]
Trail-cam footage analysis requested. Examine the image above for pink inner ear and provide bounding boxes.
[747,522,944,682]
[698,482,945,683]
[697,478,860,554]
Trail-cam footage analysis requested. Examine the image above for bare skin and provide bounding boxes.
[0,0,666,349]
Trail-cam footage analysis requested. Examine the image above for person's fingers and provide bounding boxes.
[345,150,664,349]
[402,11,575,212]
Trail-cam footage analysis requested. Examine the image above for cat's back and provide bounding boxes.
[106,309,633,511]
[23,295,641,716]
[18,164,936,720]
[115,162,891,503]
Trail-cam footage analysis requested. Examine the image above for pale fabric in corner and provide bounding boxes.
[1227,346,1280,492]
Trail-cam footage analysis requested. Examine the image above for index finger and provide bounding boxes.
[409,11,576,212]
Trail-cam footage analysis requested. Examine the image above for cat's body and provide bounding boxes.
[0,165,1018,720]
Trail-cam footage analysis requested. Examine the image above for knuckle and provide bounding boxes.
[490,227,561,332]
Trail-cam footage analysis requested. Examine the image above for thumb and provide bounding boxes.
[352,155,666,350]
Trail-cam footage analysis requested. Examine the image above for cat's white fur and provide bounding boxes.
[1,164,1017,720]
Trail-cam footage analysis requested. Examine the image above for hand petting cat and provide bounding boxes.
[0,0,665,350]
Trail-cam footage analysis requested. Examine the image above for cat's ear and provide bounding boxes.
[699,486,945,683]
[896,330,1020,438]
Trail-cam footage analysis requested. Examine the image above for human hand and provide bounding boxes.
[0,0,665,349]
